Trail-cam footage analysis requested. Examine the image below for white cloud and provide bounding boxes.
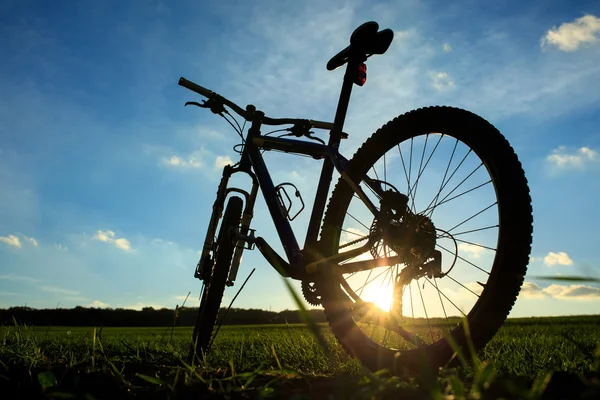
[519,282,546,299]
[541,14,600,52]
[161,155,201,168]
[0,234,38,248]
[215,155,233,169]
[89,300,109,308]
[94,230,131,251]
[547,146,598,169]
[432,71,455,91]
[458,242,489,259]
[443,42,452,52]
[159,147,215,170]
[542,284,600,300]
[121,302,169,311]
[519,282,600,300]
[0,234,21,248]
[543,251,573,266]
[41,286,79,296]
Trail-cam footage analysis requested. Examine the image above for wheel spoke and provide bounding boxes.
[437,243,490,275]
[454,238,497,252]
[432,276,451,332]
[427,138,459,215]
[409,134,429,212]
[428,162,483,218]
[341,228,367,238]
[417,277,435,343]
[425,148,472,217]
[383,153,387,183]
[447,202,497,235]
[422,179,492,215]
[345,212,371,232]
[424,277,467,317]
[437,224,499,237]
[445,274,481,298]
[408,138,414,212]
[409,134,444,213]
[398,144,411,197]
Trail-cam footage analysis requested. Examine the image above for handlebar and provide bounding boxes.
[178,77,334,130]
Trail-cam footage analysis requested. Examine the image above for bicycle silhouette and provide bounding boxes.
[178,21,532,375]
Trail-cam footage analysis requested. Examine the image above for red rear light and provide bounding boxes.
[355,63,367,86]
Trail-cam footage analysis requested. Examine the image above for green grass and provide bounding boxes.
[1,316,599,399]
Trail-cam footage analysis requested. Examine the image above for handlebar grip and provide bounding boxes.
[309,120,335,130]
[178,77,213,98]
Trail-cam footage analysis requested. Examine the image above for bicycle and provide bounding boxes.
[178,21,533,375]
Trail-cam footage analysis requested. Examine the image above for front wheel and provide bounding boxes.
[189,196,243,364]
[319,106,533,375]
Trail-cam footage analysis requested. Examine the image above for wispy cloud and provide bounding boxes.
[0,274,39,283]
[547,146,598,170]
[431,71,455,91]
[55,244,68,252]
[65,296,88,302]
[25,236,38,246]
[543,251,573,267]
[541,14,600,52]
[41,286,79,296]
[94,230,131,251]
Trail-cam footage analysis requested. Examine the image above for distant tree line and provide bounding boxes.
[0,306,327,327]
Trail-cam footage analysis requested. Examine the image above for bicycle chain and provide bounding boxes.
[338,234,371,249]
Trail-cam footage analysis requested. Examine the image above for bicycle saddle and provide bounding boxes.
[326,21,394,71]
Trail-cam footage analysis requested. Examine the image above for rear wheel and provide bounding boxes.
[189,196,243,364]
[319,106,533,374]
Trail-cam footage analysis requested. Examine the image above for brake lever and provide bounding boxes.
[184,101,206,108]
[184,98,227,115]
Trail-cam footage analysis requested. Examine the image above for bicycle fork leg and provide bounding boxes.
[195,166,234,282]
[227,181,259,285]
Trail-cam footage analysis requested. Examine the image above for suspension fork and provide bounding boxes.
[195,165,258,285]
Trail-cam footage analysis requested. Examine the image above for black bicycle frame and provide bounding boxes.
[231,55,384,277]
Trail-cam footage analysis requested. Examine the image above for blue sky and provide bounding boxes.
[1,0,599,317]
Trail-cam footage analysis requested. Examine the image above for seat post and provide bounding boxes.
[328,55,363,148]
[303,54,364,253]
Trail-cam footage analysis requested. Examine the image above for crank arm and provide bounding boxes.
[305,241,372,275]
[337,255,403,274]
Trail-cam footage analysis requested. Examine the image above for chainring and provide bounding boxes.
[301,280,322,306]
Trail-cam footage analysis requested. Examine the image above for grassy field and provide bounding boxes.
[1,316,599,399]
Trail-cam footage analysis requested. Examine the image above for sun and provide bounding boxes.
[360,280,394,312]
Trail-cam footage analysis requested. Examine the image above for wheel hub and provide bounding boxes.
[370,190,437,265]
